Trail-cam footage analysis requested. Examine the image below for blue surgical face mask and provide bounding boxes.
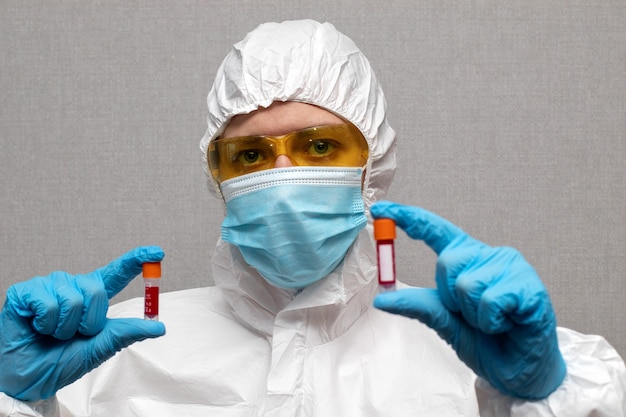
[220,167,367,289]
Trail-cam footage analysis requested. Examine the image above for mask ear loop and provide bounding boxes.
[316,113,372,212]
[355,125,373,216]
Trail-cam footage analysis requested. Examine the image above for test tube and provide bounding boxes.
[374,218,396,291]
[143,262,161,321]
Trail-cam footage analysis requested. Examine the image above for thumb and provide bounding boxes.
[374,288,464,347]
[54,318,165,394]
[83,318,166,368]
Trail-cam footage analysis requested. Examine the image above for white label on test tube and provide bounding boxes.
[374,218,397,290]
[378,243,395,284]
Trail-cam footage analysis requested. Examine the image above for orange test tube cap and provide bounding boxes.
[142,262,161,278]
[374,218,396,240]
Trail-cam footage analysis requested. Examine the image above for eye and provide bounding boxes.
[237,150,265,165]
[309,140,335,155]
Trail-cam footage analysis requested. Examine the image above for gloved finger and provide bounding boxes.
[371,201,465,255]
[373,288,466,348]
[96,246,164,299]
[477,285,516,334]
[434,243,482,313]
[74,273,108,336]
[6,276,60,335]
[451,271,488,329]
[52,282,84,340]
[476,249,548,332]
[82,318,166,371]
[453,260,517,331]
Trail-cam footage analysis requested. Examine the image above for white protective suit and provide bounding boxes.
[2,19,625,417]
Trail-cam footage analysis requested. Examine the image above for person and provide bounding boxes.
[0,19,624,417]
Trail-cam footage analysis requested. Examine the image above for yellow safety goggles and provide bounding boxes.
[208,123,369,182]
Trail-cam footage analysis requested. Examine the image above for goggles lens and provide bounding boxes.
[208,123,369,182]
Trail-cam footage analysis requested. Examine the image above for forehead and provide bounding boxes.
[221,101,345,139]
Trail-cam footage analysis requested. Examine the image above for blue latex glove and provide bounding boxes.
[0,246,166,401]
[371,201,566,399]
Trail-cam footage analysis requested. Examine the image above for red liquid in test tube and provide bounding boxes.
[143,262,161,321]
[374,218,396,291]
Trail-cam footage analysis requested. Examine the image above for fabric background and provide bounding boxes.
[1,1,624,358]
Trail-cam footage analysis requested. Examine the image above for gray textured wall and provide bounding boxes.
[1,1,625,358]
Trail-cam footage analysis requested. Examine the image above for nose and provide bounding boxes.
[274,155,294,168]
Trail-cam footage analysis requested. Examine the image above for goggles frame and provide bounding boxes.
[208,123,369,182]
